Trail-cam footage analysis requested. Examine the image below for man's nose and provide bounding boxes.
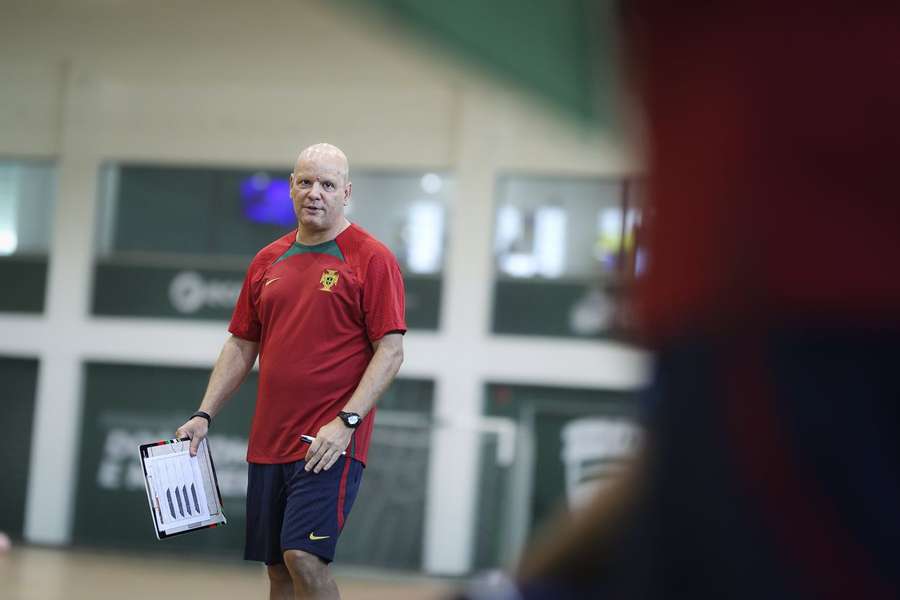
[308,181,323,198]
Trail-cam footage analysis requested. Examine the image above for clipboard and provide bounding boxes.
[139,437,227,539]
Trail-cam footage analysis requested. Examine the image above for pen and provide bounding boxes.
[300,434,347,455]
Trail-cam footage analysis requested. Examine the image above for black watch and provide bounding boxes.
[338,411,362,429]
[190,410,212,425]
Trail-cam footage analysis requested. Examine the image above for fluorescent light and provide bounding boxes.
[420,173,443,195]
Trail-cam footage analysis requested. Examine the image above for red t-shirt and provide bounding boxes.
[629,5,900,344]
[228,223,406,464]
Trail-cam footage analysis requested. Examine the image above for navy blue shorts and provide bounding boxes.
[244,457,364,564]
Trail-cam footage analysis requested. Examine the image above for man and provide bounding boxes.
[176,143,406,600]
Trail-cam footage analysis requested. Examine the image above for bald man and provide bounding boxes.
[176,143,406,599]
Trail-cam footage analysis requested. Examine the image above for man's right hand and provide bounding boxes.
[175,417,209,457]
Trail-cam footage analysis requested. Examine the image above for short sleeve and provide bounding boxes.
[228,262,262,342]
[362,250,407,342]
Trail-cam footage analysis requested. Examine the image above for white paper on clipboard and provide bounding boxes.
[139,437,227,539]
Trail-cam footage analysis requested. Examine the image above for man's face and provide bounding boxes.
[289,154,351,233]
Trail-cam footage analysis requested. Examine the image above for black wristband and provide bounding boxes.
[190,411,212,425]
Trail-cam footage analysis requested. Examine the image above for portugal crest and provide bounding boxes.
[319,269,339,292]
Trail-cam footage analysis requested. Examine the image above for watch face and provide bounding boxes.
[347,414,360,426]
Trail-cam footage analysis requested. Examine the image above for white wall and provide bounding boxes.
[0,0,648,575]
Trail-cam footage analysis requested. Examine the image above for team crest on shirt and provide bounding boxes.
[319,269,339,292]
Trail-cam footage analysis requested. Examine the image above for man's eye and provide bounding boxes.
[324,182,335,190]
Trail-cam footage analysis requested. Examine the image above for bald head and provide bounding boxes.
[289,142,353,241]
[294,143,350,184]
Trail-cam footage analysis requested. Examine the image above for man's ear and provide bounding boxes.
[344,182,352,203]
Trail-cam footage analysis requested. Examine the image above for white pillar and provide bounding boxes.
[24,65,102,544]
[422,84,500,574]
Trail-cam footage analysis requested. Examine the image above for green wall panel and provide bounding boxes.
[113,165,291,257]
[73,363,258,556]
[73,362,433,569]
[0,256,47,313]
[403,275,442,330]
[492,279,625,339]
[0,357,39,539]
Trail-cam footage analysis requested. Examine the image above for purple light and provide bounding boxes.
[240,174,295,227]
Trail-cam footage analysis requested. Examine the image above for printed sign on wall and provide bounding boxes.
[92,262,440,329]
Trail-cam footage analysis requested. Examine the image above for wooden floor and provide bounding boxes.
[0,545,453,600]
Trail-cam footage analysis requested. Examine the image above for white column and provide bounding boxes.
[422,84,500,574]
[24,65,102,544]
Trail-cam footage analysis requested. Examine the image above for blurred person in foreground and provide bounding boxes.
[464,2,900,599]
[176,143,406,599]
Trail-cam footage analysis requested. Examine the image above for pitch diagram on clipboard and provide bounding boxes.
[146,451,212,527]
[140,437,226,538]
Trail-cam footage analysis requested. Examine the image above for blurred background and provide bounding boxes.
[0,0,648,597]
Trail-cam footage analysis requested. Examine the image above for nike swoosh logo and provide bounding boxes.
[308,533,330,541]
[265,277,282,286]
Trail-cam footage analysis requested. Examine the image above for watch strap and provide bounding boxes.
[338,411,361,428]
[190,410,212,425]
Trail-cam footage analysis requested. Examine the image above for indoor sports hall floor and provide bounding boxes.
[1,545,451,600]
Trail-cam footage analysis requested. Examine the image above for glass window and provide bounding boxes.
[93,164,451,329]
[0,160,56,312]
[348,172,451,277]
[492,175,643,338]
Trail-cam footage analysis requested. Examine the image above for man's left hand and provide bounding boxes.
[305,417,353,473]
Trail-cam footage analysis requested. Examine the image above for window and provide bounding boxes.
[93,164,452,329]
[492,175,643,338]
[0,160,56,312]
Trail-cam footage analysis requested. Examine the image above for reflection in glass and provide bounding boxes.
[348,172,452,277]
[406,202,444,274]
[0,229,15,255]
[0,161,56,313]
[97,165,452,274]
[533,206,567,278]
[0,162,55,256]
[596,207,622,273]
[495,205,568,279]
[495,177,626,281]
[240,172,293,227]
[492,175,643,338]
